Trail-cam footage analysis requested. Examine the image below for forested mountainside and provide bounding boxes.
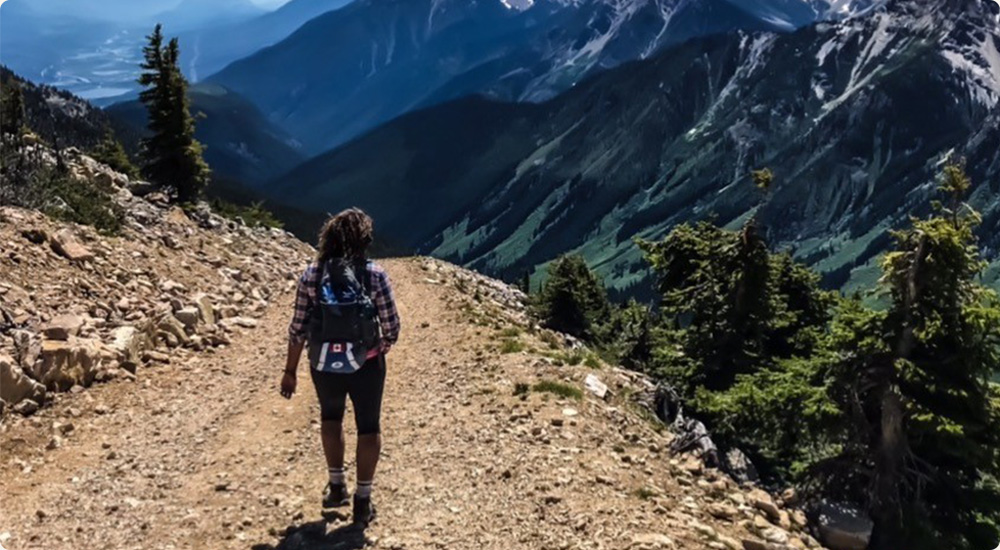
[208,0,871,153]
[106,83,304,185]
[264,0,1000,292]
[0,67,141,153]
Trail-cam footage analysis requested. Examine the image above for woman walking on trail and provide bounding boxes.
[280,208,401,527]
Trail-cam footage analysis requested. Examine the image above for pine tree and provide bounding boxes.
[137,25,210,203]
[1,79,27,140]
[639,220,774,392]
[826,161,1000,549]
[91,127,139,180]
[534,255,611,341]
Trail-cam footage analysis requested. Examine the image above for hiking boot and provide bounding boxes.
[322,482,350,510]
[352,495,376,527]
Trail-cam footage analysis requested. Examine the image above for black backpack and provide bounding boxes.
[309,258,380,358]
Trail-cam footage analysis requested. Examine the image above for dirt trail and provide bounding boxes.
[1,258,786,550]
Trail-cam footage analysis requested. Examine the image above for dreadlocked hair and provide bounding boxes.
[317,208,374,263]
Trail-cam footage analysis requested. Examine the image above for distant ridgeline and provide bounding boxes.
[260,0,1000,295]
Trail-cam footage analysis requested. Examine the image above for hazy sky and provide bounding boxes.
[251,0,291,7]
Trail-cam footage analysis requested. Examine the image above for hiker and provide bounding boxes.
[280,208,401,526]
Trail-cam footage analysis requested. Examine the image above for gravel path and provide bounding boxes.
[1,259,792,550]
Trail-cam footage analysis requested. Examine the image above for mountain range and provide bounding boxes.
[209,0,879,153]
[177,0,353,80]
[261,0,1000,292]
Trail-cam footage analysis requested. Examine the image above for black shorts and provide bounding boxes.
[309,354,386,435]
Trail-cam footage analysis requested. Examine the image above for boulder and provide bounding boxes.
[192,293,216,325]
[817,502,872,550]
[220,317,258,329]
[749,489,782,521]
[42,313,87,341]
[11,329,41,370]
[742,540,782,550]
[706,503,739,521]
[21,228,48,244]
[13,399,40,416]
[631,533,676,549]
[35,339,104,391]
[584,373,609,399]
[50,229,94,262]
[0,354,46,407]
[110,326,148,373]
[724,447,760,484]
[157,315,190,347]
[760,526,790,545]
[174,307,201,328]
[128,180,158,197]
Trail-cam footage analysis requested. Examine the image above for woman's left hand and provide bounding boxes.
[280,371,297,399]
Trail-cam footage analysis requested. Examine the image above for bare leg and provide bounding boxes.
[320,420,345,470]
[356,433,381,483]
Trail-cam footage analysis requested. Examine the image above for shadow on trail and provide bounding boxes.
[251,517,369,550]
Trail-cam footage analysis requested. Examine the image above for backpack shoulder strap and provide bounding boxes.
[313,260,325,305]
[355,258,372,295]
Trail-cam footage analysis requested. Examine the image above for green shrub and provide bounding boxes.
[498,326,521,338]
[499,339,524,354]
[41,171,124,234]
[532,380,583,400]
[209,199,283,229]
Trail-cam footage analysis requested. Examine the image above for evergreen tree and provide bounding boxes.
[825,162,1000,549]
[137,25,210,203]
[1,79,27,140]
[639,220,774,392]
[534,255,611,341]
[602,299,654,371]
[91,127,139,180]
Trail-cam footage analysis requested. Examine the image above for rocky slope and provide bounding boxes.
[264,0,1000,293]
[0,158,858,550]
[0,154,312,419]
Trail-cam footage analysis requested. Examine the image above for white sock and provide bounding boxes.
[356,481,373,499]
[329,467,345,485]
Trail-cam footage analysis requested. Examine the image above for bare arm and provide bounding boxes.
[286,340,305,374]
[282,265,314,398]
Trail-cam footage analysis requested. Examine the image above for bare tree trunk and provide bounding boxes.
[869,234,926,549]
[870,389,906,549]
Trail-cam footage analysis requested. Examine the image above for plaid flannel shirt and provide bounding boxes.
[288,261,401,348]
